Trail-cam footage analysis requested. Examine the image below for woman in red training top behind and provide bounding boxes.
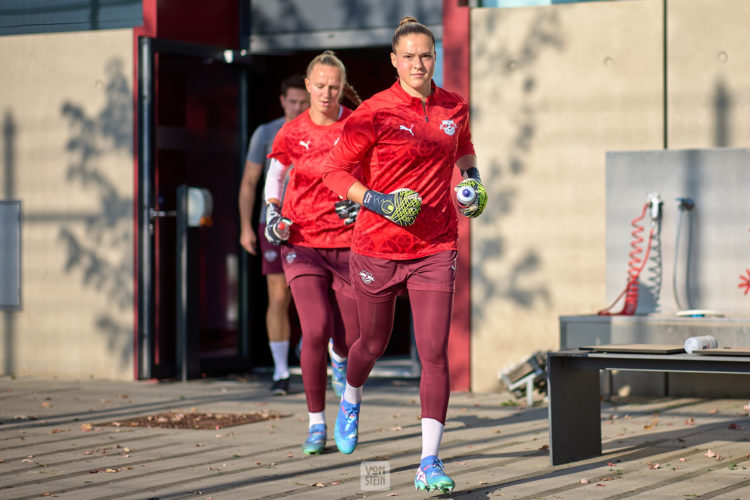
[321,16,487,494]
[263,50,362,456]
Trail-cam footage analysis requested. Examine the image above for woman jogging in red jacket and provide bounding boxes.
[264,50,362,455]
[322,16,487,493]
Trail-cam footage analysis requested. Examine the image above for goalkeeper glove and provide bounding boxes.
[454,167,487,218]
[264,202,293,245]
[362,188,422,227]
[334,199,361,225]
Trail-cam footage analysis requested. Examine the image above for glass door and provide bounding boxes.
[137,38,253,379]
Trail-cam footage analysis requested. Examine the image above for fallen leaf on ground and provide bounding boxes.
[708,408,719,414]
[80,423,92,432]
[684,417,695,425]
[580,478,590,484]
[705,449,721,460]
[680,458,686,462]
[728,423,744,430]
[539,444,549,450]
[649,463,661,469]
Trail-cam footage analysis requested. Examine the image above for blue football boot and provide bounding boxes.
[328,339,347,397]
[334,398,360,454]
[414,455,455,493]
[302,423,326,455]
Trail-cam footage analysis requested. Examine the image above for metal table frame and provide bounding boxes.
[547,350,750,465]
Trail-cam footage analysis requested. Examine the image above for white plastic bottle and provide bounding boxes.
[683,335,718,354]
[456,185,477,210]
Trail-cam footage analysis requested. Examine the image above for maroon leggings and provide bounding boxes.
[347,289,454,423]
[290,275,359,413]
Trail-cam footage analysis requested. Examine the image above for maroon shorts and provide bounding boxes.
[350,250,458,302]
[280,245,355,299]
[258,223,284,275]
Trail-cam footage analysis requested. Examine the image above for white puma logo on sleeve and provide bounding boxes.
[299,140,310,150]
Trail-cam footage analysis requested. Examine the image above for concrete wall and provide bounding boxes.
[470,1,664,392]
[0,29,134,380]
[667,0,750,148]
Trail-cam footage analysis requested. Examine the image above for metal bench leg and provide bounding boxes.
[547,355,601,465]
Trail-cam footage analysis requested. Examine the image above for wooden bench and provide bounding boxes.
[547,349,750,465]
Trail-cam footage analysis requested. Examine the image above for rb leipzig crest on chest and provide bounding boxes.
[439,119,456,136]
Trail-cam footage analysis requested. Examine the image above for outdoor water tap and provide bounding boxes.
[676,197,695,211]
[648,192,662,221]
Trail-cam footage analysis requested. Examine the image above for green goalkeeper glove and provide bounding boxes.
[362,188,422,227]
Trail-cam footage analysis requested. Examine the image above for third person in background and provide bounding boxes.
[239,74,309,396]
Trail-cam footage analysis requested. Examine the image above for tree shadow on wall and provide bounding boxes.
[58,58,133,369]
[472,10,566,318]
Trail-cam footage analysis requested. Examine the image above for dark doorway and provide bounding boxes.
[245,47,416,375]
[138,41,418,380]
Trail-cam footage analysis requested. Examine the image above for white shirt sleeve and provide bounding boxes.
[263,158,292,202]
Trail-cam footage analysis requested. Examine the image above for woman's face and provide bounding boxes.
[391,33,435,97]
[305,63,344,118]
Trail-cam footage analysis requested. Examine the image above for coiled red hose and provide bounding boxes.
[598,202,655,315]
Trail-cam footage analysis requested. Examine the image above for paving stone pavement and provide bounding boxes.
[1,375,749,499]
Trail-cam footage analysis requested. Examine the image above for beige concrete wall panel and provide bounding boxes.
[0,29,134,380]
[470,2,663,392]
[668,0,750,148]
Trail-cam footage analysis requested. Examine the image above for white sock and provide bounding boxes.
[343,382,362,404]
[269,341,290,381]
[420,418,444,459]
[308,411,326,429]
[328,342,346,363]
